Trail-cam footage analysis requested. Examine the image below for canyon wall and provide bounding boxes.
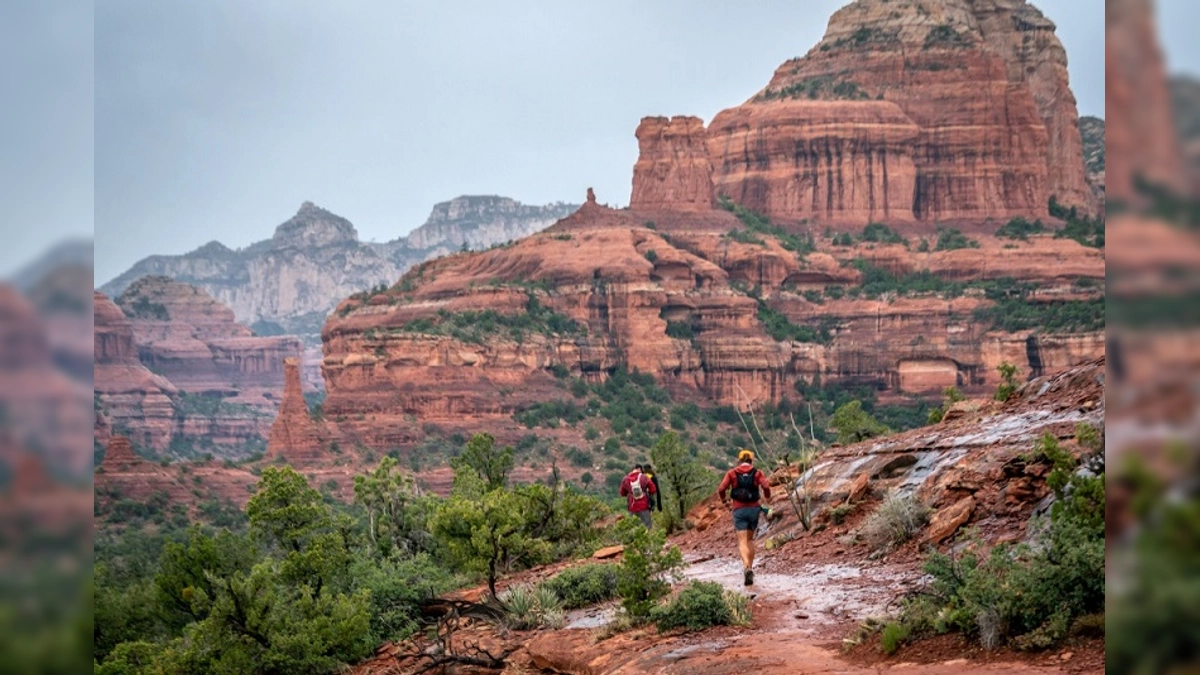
[94,279,305,459]
[320,197,1103,449]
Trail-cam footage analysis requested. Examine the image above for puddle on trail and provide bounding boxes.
[565,603,617,629]
[566,556,919,631]
[683,554,917,627]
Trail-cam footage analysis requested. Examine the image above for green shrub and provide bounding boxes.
[974,298,1104,333]
[615,517,684,620]
[651,581,750,632]
[995,217,1047,241]
[644,249,659,263]
[539,564,619,609]
[994,362,1019,402]
[830,400,889,445]
[861,223,906,245]
[757,301,835,344]
[829,503,855,525]
[934,227,979,251]
[399,292,584,344]
[565,446,594,468]
[880,621,911,654]
[499,584,565,630]
[665,321,695,340]
[717,197,815,254]
[858,491,930,551]
[895,433,1104,651]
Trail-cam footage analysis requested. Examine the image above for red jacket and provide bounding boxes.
[619,470,656,513]
[718,463,772,509]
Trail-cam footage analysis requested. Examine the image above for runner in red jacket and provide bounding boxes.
[717,450,772,585]
[619,464,657,528]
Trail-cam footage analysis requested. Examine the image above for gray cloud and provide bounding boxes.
[95,0,1105,284]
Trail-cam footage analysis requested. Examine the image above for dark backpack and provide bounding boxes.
[730,468,759,503]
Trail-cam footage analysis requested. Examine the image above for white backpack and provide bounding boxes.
[629,475,645,500]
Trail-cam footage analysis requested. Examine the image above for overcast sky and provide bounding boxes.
[87,0,1119,285]
[0,0,92,279]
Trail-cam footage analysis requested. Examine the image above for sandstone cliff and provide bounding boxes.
[1171,76,1200,194]
[95,280,305,460]
[630,116,716,212]
[636,0,1095,226]
[94,291,181,453]
[1106,0,1187,200]
[100,197,578,349]
[1079,116,1105,203]
[0,286,92,475]
[115,275,302,392]
[321,193,1103,450]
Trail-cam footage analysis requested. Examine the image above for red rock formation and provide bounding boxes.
[630,116,716,212]
[266,358,325,465]
[321,199,1103,449]
[94,292,179,451]
[116,276,302,392]
[1106,0,1188,201]
[631,0,1094,226]
[0,285,92,475]
[707,101,921,225]
[967,0,1095,212]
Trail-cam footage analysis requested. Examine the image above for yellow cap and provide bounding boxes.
[737,449,754,462]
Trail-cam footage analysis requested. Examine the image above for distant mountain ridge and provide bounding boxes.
[99,196,578,341]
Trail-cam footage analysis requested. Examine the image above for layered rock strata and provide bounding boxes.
[115,276,302,392]
[0,286,92,474]
[635,0,1095,226]
[321,197,1103,448]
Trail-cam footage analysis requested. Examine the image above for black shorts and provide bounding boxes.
[732,506,760,532]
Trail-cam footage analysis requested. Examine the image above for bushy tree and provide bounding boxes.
[175,561,373,673]
[614,516,684,620]
[994,362,1019,402]
[649,431,713,523]
[354,456,432,558]
[830,400,890,444]
[432,487,550,598]
[246,466,350,591]
[451,433,513,492]
[153,527,255,631]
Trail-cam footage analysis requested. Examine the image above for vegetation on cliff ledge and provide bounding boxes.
[399,292,584,344]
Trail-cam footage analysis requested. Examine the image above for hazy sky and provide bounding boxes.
[0,0,92,278]
[90,1,1114,284]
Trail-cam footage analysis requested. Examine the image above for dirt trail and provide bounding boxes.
[540,549,1080,674]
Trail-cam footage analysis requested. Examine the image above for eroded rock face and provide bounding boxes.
[95,281,299,459]
[115,276,302,392]
[266,358,326,466]
[795,357,1104,540]
[1106,0,1186,200]
[321,198,1103,448]
[631,116,716,212]
[0,286,92,475]
[93,292,180,452]
[708,101,921,225]
[636,0,1095,226]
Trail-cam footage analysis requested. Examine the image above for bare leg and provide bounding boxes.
[737,530,754,569]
